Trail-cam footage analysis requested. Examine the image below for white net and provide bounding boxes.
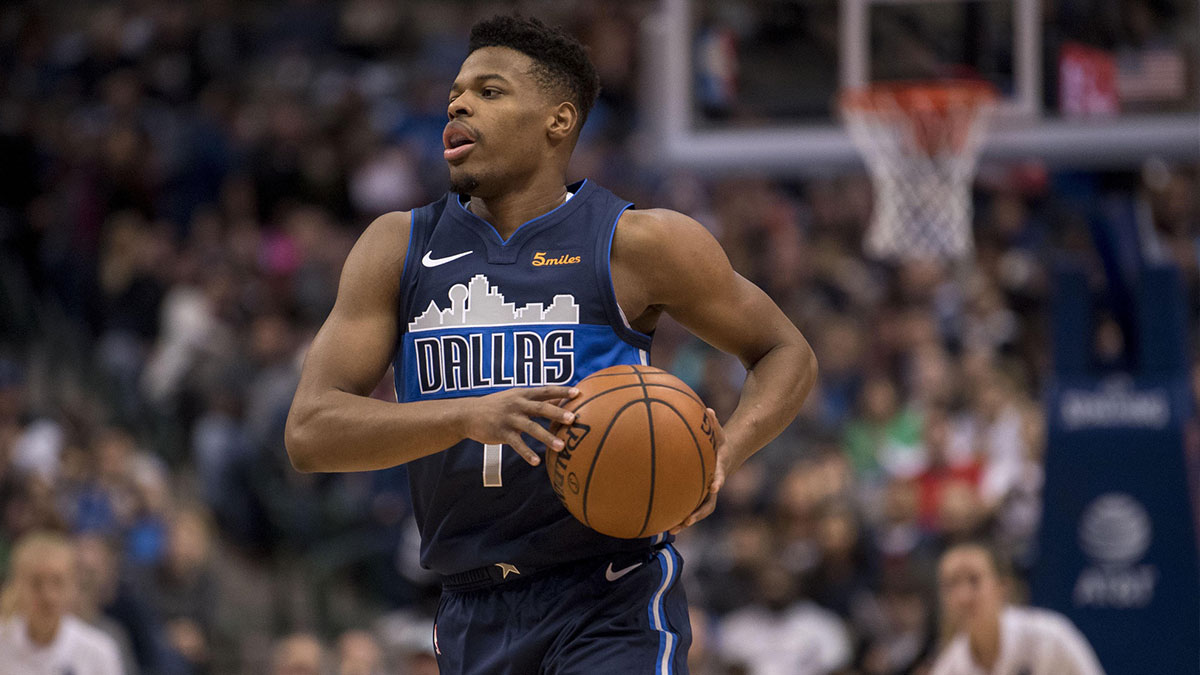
[842,84,996,261]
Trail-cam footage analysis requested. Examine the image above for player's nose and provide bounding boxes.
[448,97,471,120]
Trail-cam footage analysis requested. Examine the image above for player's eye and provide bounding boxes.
[481,88,501,98]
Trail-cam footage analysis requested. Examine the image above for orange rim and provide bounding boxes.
[840,80,998,114]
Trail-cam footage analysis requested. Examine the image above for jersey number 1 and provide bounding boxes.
[483,443,503,487]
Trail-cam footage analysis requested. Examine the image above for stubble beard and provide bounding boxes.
[449,172,480,195]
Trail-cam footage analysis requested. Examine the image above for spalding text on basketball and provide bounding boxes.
[551,422,590,499]
[700,410,716,449]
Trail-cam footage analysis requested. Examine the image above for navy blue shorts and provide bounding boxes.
[432,544,690,674]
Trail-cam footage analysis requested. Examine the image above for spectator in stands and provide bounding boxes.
[272,632,327,675]
[0,531,124,675]
[930,540,1103,675]
[844,374,924,481]
[142,506,218,673]
[76,532,189,674]
[915,407,982,531]
[858,574,936,675]
[716,560,852,675]
[335,629,383,675]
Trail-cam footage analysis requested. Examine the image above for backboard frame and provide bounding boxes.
[638,0,1200,174]
[840,0,1041,120]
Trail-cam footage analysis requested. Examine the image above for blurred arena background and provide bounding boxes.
[0,1,1198,673]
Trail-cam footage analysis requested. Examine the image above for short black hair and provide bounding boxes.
[468,15,600,129]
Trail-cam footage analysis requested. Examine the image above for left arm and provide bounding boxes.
[611,208,818,530]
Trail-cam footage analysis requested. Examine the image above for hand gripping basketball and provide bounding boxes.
[546,365,718,539]
[461,386,580,466]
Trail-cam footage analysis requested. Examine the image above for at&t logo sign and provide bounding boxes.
[1073,493,1158,608]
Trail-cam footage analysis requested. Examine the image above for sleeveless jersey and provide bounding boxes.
[394,179,666,575]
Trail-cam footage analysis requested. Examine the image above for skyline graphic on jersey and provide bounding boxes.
[408,274,580,332]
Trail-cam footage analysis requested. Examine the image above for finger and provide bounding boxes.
[708,465,726,494]
[707,475,724,498]
[506,433,541,466]
[669,491,718,534]
[522,399,576,425]
[706,408,726,445]
[521,386,580,402]
[519,418,564,451]
[685,500,717,527]
[672,460,729,533]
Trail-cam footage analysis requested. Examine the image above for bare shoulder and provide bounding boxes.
[343,210,413,279]
[613,208,724,275]
[369,209,413,231]
[613,207,730,304]
[334,210,413,312]
[614,207,711,253]
[355,210,412,266]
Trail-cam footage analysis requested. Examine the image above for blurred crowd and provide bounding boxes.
[0,2,1197,675]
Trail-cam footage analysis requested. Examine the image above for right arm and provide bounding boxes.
[284,211,576,473]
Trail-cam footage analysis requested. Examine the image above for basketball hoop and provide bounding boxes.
[840,81,998,262]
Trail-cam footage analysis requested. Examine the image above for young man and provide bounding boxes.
[932,541,1104,675]
[285,15,816,674]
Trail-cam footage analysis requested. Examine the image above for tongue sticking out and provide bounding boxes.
[443,127,477,161]
[444,139,475,161]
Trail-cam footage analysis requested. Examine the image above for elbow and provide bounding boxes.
[792,337,819,407]
[802,340,818,392]
[284,406,320,473]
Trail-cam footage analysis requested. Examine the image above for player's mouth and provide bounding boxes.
[443,122,478,162]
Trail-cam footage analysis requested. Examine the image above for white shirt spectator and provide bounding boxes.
[931,606,1104,675]
[977,405,1027,507]
[718,600,852,675]
[0,615,124,675]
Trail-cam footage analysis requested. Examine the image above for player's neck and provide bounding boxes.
[967,614,1002,669]
[466,177,571,240]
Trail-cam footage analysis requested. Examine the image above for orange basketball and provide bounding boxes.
[546,364,717,539]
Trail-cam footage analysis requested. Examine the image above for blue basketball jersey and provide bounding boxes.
[394,179,667,575]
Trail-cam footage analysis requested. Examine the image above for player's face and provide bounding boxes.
[938,547,1004,632]
[445,47,559,196]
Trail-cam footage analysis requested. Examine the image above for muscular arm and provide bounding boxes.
[285,212,574,473]
[612,209,817,523]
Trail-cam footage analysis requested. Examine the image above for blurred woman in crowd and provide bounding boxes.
[931,540,1103,675]
[0,531,124,675]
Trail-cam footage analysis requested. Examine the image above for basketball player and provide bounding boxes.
[0,532,124,675]
[285,15,816,674]
[931,541,1104,675]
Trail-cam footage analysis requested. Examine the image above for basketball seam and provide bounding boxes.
[649,397,711,515]
[581,398,648,530]
[636,369,655,539]
[567,382,703,414]
[571,366,649,378]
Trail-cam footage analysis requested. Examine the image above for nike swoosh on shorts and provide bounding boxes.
[605,562,643,582]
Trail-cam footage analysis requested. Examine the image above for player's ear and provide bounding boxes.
[546,101,579,143]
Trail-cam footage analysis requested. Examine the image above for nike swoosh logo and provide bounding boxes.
[422,250,473,267]
[605,562,643,582]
